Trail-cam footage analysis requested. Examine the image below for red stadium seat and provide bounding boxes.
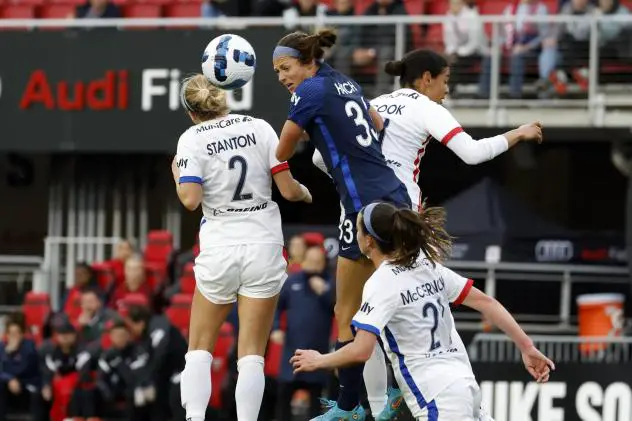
[38,4,75,24]
[403,0,424,15]
[479,1,507,38]
[354,0,373,14]
[164,2,200,24]
[0,4,36,19]
[135,0,171,4]
[165,293,192,338]
[118,292,150,317]
[179,262,196,295]
[143,230,173,274]
[47,0,84,5]
[210,322,235,409]
[144,262,164,290]
[91,262,118,291]
[63,287,83,324]
[122,3,162,27]
[9,0,45,6]
[22,292,50,344]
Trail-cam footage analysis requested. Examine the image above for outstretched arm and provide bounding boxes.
[462,287,555,382]
[291,330,377,372]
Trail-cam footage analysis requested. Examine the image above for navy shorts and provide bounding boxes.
[338,186,411,261]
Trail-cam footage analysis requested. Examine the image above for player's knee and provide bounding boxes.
[187,330,215,352]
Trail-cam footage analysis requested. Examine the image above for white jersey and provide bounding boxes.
[176,114,288,249]
[352,255,476,418]
[370,88,464,212]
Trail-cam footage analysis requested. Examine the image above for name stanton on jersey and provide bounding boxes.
[206,133,257,156]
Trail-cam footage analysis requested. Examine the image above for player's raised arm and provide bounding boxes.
[261,119,312,203]
[424,102,543,165]
[459,284,555,383]
[277,120,305,162]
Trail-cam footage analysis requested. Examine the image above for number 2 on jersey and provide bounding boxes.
[345,100,378,147]
[228,155,252,201]
[423,299,444,351]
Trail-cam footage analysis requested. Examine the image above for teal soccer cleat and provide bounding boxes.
[311,399,367,421]
[374,387,405,421]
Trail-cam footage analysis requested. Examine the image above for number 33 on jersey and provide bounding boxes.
[286,62,404,215]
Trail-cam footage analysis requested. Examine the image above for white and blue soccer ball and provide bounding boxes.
[202,34,256,90]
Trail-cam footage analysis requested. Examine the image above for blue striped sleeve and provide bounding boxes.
[179,176,203,184]
[351,320,380,337]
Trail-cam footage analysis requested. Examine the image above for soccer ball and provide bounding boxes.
[202,34,256,90]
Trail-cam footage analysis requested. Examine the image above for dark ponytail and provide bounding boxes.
[385,49,449,88]
[361,202,452,268]
[277,28,337,64]
[384,60,404,77]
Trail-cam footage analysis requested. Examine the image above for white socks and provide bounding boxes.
[235,355,265,421]
[181,350,212,421]
[364,343,388,416]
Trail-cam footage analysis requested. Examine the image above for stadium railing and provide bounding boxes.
[448,261,630,332]
[0,255,44,313]
[1,15,631,126]
[39,234,629,333]
[43,236,122,310]
[469,333,632,363]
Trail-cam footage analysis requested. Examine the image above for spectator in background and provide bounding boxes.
[110,239,136,284]
[597,0,630,59]
[287,234,308,273]
[256,0,292,16]
[126,305,187,421]
[353,0,412,96]
[73,0,121,18]
[0,313,44,421]
[76,289,115,346]
[108,256,152,310]
[443,0,486,95]
[201,0,225,17]
[96,319,152,421]
[39,316,81,420]
[478,0,558,99]
[551,0,596,92]
[283,0,328,30]
[272,246,334,420]
[63,262,102,321]
[325,0,357,74]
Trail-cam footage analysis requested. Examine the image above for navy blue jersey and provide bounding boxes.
[287,63,406,214]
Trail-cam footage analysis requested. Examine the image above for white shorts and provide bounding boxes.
[416,378,484,421]
[194,243,288,305]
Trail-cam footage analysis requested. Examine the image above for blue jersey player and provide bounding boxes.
[273,29,410,421]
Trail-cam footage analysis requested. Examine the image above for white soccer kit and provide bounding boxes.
[352,256,481,420]
[176,114,289,304]
[370,88,509,212]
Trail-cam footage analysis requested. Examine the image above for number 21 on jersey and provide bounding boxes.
[423,298,445,352]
